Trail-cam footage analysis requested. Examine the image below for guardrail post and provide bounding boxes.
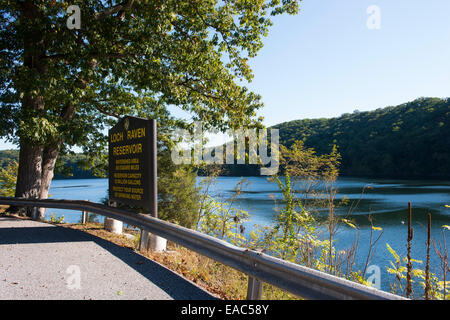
[138,122,167,253]
[81,199,89,224]
[139,229,167,252]
[105,201,123,234]
[246,276,263,300]
[31,207,39,221]
[81,210,87,224]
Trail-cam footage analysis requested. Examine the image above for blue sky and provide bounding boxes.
[247,0,450,126]
[2,0,449,150]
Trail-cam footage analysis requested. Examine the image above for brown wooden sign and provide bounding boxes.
[108,116,157,215]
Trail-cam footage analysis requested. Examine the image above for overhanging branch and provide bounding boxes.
[93,0,135,21]
[93,103,121,119]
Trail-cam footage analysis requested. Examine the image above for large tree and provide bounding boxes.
[0,0,300,219]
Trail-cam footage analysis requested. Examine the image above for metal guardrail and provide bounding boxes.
[0,197,406,300]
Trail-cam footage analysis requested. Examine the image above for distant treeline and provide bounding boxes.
[0,150,96,179]
[273,97,450,179]
[0,149,18,168]
[1,97,448,179]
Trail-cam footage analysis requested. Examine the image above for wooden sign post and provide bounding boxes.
[108,116,165,251]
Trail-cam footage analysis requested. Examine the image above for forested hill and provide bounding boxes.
[273,97,450,178]
[0,150,96,180]
[1,98,448,179]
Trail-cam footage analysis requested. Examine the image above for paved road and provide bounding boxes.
[0,217,217,300]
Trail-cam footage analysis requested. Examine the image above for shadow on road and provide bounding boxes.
[0,217,217,300]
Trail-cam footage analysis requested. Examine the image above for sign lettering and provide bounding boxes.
[108,116,157,209]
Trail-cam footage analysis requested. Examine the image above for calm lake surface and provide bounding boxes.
[48,176,450,293]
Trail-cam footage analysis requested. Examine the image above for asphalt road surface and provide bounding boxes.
[0,216,217,300]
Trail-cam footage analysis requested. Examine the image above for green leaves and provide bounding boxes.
[198,195,249,246]
[386,243,400,264]
[1,0,301,157]
[18,117,60,145]
[0,160,18,197]
[342,218,357,230]
[158,154,202,228]
[384,242,450,298]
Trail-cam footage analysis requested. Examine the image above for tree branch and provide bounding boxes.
[92,103,121,118]
[93,0,135,21]
[176,81,222,102]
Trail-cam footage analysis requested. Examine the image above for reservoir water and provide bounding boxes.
[48,176,449,295]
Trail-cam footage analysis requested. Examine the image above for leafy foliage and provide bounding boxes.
[0,0,301,219]
[198,195,249,247]
[0,0,301,150]
[47,212,65,224]
[385,243,449,299]
[158,150,202,228]
[0,150,18,168]
[248,142,354,279]
[0,160,18,196]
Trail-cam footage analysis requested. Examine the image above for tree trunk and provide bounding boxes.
[10,1,46,219]
[12,139,63,220]
[36,144,61,220]
[13,140,44,218]
[13,3,75,220]
[11,95,45,219]
[35,104,77,219]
